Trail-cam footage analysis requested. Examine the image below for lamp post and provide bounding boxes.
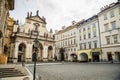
[33,37,39,80]
[32,22,40,80]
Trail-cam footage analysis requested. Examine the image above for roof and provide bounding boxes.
[26,15,47,24]
[98,2,120,14]
[77,15,98,27]
[55,23,77,35]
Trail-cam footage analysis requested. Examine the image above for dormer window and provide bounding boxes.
[103,14,107,20]
[110,10,115,18]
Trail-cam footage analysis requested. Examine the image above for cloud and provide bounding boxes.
[10,0,117,32]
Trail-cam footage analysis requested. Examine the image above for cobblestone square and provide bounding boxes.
[28,63,120,80]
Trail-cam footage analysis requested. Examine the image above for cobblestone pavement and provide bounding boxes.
[28,63,120,80]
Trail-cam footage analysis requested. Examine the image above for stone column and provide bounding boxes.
[52,47,55,61]
[9,43,14,62]
[29,44,33,62]
[43,46,48,61]
[25,43,32,62]
[13,42,19,63]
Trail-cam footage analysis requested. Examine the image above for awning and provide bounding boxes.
[92,52,100,55]
[70,53,77,56]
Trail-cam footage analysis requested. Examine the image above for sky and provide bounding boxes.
[10,0,117,32]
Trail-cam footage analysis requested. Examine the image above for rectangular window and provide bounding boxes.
[84,43,86,49]
[106,36,110,44]
[93,31,96,37]
[88,33,91,38]
[74,39,76,44]
[74,48,76,51]
[94,42,97,48]
[103,14,107,20]
[68,40,70,45]
[88,42,91,49]
[79,30,81,33]
[84,35,86,39]
[79,44,82,50]
[92,23,96,27]
[110,11,115,18]
[104,23,109,31]
[83,28,85,31]
[113,35,118,43]
[79,36,81,41]
[111,21,116,29]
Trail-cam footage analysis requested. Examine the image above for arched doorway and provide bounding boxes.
[32,42,43,61]
[70,53,77,62]
[79,53,88,62]
[48,46,53,61]
[18,43,26,62]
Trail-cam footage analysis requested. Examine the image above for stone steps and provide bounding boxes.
[0,68,26,78]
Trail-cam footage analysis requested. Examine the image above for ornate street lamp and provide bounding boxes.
[32,22,40,80]
[33,37,39,80]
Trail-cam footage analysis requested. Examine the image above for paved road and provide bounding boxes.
[28,63,120,80]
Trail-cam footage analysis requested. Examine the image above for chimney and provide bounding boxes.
[50,28,53,33]
[62,26,66,30]
[30,12,32,17]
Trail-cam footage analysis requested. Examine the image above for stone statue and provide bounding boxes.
[30,12,32,17]
[36,10,39,16]
[27,12,29,18]
[16,20,19,25]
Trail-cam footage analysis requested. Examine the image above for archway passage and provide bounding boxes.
[70,53,77,62]
[48,46,53,61]
[59,48,65,61]
[92,52,100,62]
[32,42,43,61]
[18,43,26,62]
[79,53,88,62]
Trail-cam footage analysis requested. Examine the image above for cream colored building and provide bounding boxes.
[55,21,77,61]
[4,17,14,62]
[0,0,14,54]
[98,2,120,62]
[10,11,55,63]
[77,15,101,62]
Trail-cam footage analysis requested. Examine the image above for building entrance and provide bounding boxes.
[92,52,100,62]
[107,52,112,61]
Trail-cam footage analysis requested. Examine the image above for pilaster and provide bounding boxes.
[43,46,48,61]
[12,42,19,63]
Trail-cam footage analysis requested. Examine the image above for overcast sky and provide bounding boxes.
[10,0,117,32]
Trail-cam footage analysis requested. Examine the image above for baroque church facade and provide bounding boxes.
[10,11,55,63]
